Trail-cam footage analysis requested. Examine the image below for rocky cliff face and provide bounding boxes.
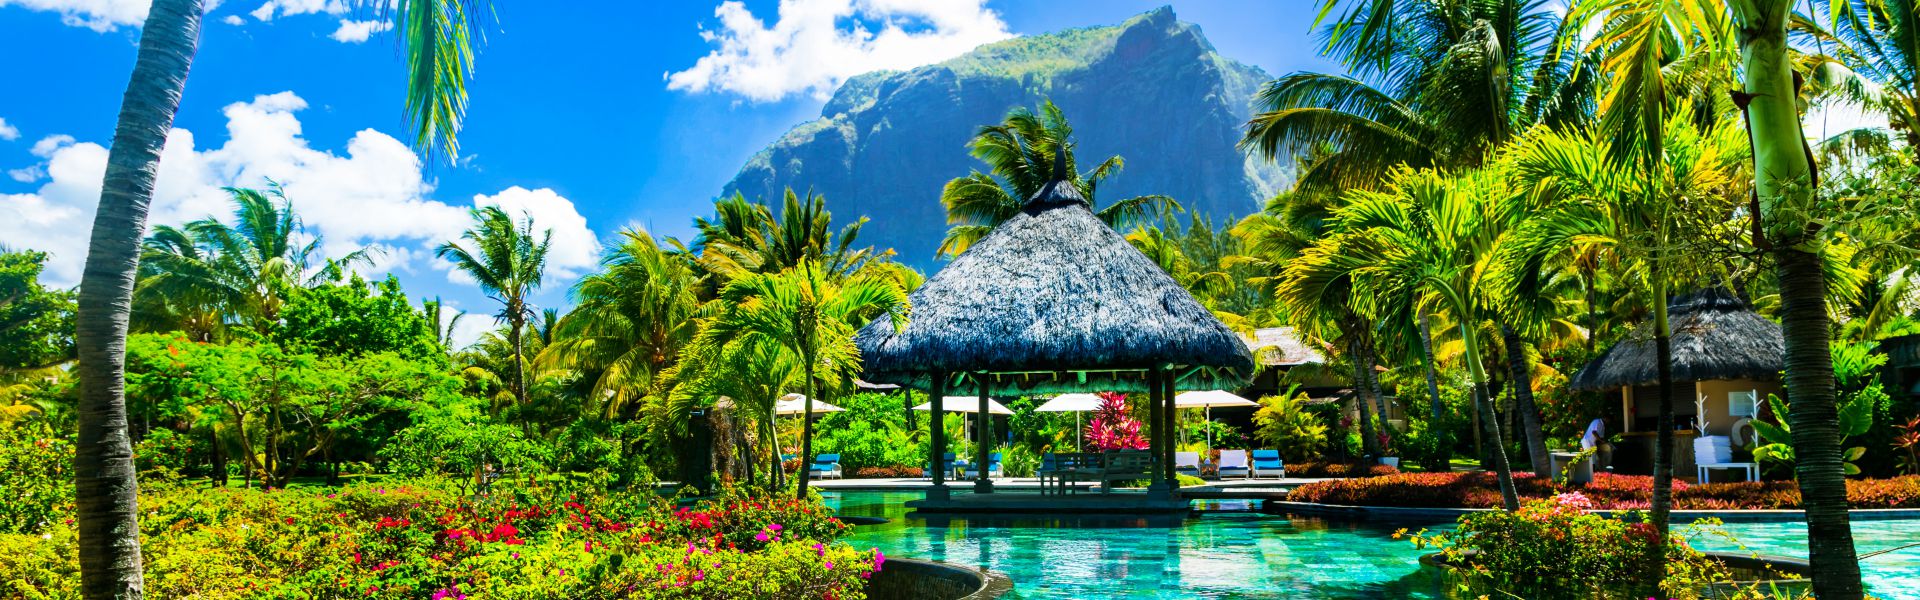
[721,6,1289,265]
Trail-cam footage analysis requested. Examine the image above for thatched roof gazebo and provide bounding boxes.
[1570,288,1784,392]
[1569,288,1785,475]
[854,151,1254,499]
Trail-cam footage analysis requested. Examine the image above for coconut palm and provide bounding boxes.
[694,189,884,283]
[135,186,368,336]
[671,336,801,490]
[695,260,909,498]
[72,0,488,592]
[1243,0,1591,191]
[938,101,1178,257]
[539,229,701,420]
[421,296,467,353]
[437,206,552,424]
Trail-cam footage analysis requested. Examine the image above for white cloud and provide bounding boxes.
[0,91,600,293]
[329,18,390,43]
[0,0,151,31]
[435,302,495,351]
[0,118,18,141]
[8,166,45,183]
[247,0,343,21]
[666,0,1012,101]
[223,14,244,25]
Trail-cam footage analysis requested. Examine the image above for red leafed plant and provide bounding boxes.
[1085,392,1149,451]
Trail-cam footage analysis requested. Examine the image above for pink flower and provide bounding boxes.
[754,532,770,542]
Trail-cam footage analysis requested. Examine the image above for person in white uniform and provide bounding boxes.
[1580,418,1612,471]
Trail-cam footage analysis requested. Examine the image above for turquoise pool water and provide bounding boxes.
[823,491,1920,599]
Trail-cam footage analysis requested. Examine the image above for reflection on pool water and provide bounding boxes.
[823,490,1920,599]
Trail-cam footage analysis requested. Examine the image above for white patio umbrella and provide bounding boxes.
[913,397,1012,452]
[1035,393,1104,451]
[1175,390,1259,447]
[774,393,845,415]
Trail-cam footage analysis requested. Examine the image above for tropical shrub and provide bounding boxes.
[1288,471,1920,510]
[1751,390,1873,476]
[1252,389,1328,463]
[1001,444,1042,477]
[850,466,924,478]
[133,427,198,477]
[0,479,885,599]
[0,422,72,534]
[1400,496,1744,599]
[1282,461,1400,478]
[1085,392,1147,451]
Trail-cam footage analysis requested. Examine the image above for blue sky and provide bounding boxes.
[0,0,1336,346]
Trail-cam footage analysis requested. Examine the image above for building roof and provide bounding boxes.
[1242,326,1324,366]
[853,151,1254,395]
[1570,288,1784,391]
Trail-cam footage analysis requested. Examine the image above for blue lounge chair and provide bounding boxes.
[808,453,843,479]
[925,452,960,479]
[1251,449,1285,479]
[962,452,1003,478]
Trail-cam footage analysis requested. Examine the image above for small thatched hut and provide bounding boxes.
[1570,288,1783,476]
[854,151,1254,497]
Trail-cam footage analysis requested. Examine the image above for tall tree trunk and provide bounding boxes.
[796,343,816,499]
[1731,1,1864,596]
[1475,380,1520,510]
[1582,268,1599,356]
[508,309,528,434]
[74,7,206,595]
[1649,285,1675,589]
[1347,336,1379,461]
[1419,314,1448,472]
[1361,336,1392,445]
[1503,326,1551,477]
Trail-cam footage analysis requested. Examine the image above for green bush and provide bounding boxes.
[1251,389,1328,463]
[0,422,72,534]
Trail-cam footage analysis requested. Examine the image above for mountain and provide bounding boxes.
[720,6,1290,266]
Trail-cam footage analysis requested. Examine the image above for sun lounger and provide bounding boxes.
[1251,449,1284,479]
[1216,449,1249,479]
[926,452,960,480]
[1174,451,1204,477]
[808,453,843,479]
[962,452,1003,478]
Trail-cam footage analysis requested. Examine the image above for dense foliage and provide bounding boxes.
[1290,471,1920,510]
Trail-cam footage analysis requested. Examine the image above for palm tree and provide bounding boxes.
[437,206,552,425]
[694,189,884,283]
[135,186,368,336]
[72,0,487,592]
[1806,0,1920,154]
[672,336,801,489]
[1490,111,1750,584]
[1243,0,1588,191]
[938,101,1177,257]
[539,229,701,420]
[422,296,467,353]
[696,260,908,498]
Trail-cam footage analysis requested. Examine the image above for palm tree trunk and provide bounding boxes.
[1502,326,1551,477]
[1731,0,1865,595]
[1419,314,1448,472]
[73,2,204,595]
[1347,336,1380,461]
[1475,379,1520,510]
[796,349,816,499]
[508,310,528,433]
[1361,336,1392,448]
[1649,284,1675,588]
[1778,246,1865,597]
[1582,268,1599,356]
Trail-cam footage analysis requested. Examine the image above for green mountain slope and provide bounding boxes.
[721,6,1290,264]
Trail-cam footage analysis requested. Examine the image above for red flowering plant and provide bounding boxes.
[1084,392,1149,451]
[1398,496,1741,598]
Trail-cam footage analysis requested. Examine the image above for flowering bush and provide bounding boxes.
[1289,471,1920,510]
[0,479,884,599]
[850,466,925,478]
[1399,497,1741,598]
[0,422,72,534]
[1084,392,1148,451]
[1282,461,1399,478]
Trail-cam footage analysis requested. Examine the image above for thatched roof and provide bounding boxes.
[1570,289,1784,391]
[853,154,1254,395]
[1243,326,1324,366]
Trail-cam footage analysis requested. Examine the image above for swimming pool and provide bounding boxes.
[823,490,1920,599]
